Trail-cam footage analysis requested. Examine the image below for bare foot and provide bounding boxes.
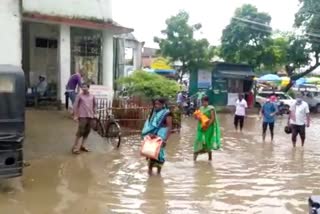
[157,167,161,175]
[193,153,198,161]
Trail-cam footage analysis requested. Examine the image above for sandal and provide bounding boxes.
[72,148,81,155]
[80,146,90,152]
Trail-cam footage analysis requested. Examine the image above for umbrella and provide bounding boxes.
[306,77,320,84]
[258,74,281,82]
[281,76,290,87]
[295,78,307,86]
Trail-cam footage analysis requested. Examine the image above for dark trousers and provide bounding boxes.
[234,115,244,130]
[263,122,274,138]
[291,124,306,142]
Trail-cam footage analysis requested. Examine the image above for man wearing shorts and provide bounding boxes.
[234,94,248,132]
[288,97,310,147]
[72,83,96,154]
[260,98,277,142]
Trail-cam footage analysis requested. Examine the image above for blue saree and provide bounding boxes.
[142,108,170,164]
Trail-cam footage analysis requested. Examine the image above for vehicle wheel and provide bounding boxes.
[316,104,320,113]
[284,105,290,114]
[106,121,121,148]
[95,120,105,137]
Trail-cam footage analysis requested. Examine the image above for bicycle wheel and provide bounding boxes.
[106,121,121,148]
[95,119,105,137]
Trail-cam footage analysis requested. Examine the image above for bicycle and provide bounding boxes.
[94,108,121,148]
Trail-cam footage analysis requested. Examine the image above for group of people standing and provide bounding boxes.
[67,72,311,175]
[234,93,310,147]
[234,93,277,141]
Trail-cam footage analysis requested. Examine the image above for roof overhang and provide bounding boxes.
[23,13,133,34]
[214,70,255,80]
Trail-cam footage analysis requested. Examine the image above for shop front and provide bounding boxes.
[212,63,255,106]
[189,62,255,106]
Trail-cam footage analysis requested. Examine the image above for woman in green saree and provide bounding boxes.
[194,96,221,161]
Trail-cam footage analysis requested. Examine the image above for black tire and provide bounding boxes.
[96,120,105,137]
[316,104,320,113]
[106,121,121,148]
[284,105,290,114]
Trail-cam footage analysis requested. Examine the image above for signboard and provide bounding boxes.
[88,85,113,100]
[227,93,238,106]
[151,57,173,70]
[198,69,212,88]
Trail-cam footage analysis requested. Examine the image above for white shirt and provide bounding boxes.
[235,99,248,116]
[290,101,310,125]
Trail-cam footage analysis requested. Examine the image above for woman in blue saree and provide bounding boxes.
[142,98,173,175]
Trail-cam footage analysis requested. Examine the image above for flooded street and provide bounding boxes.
[1,110,320,213]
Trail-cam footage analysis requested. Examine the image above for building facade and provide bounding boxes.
[0,0,132,103]
[142,47,158,68]
[114,33,144,79]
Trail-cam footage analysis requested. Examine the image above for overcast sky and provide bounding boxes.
[113,0,300,48]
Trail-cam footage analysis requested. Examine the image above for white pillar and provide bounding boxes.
[102,31,114,91]
[0,0,21,66]
[58,24,71,103]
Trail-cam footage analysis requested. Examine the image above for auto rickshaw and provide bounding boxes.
[0,65,25,178]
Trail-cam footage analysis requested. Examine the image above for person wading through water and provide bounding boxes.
[141,98,173,175]
[260,97,278,142]
[193,96,221,161]
[288,95,310,147]
[234,94,248,132]
[72,83,96,154]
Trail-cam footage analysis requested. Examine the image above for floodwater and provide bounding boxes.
[1,110,320,214]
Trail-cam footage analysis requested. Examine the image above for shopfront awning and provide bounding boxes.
[23,13,133,34]
[214,70,255,79]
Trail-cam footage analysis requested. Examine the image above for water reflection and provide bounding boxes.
[141,176,166,213]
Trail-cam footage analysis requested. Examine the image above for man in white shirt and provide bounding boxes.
[288,96,310,147]
[234,94,248,132]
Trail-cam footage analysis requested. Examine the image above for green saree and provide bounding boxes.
[194,105,221,153]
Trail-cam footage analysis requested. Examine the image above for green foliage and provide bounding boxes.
[287,89,296,99]
[264,33,310,72]
[117,71,180,100]
[154,11,215,81]
[220,3,316,80]
[295,0,320,63]
[220,4,272,69]
[281,0,320,91]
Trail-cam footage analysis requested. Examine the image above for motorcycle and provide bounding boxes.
[183,98,196,117]
[277,101,289,116]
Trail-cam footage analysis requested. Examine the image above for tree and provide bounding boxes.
[220,4,272,70]
[117,71,180,100]
[154,11,214,81]
[266,33,310,74]
[283,0,320,91]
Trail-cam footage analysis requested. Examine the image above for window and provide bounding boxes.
[125,48,134,66]
[71,28,102,84]
[258,93,270,98]
[35,38,58,49]
[48,40,58,48]
[0,76,15,93]
[35,38,48,48]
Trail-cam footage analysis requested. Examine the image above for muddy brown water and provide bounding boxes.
[0,110,320,214]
